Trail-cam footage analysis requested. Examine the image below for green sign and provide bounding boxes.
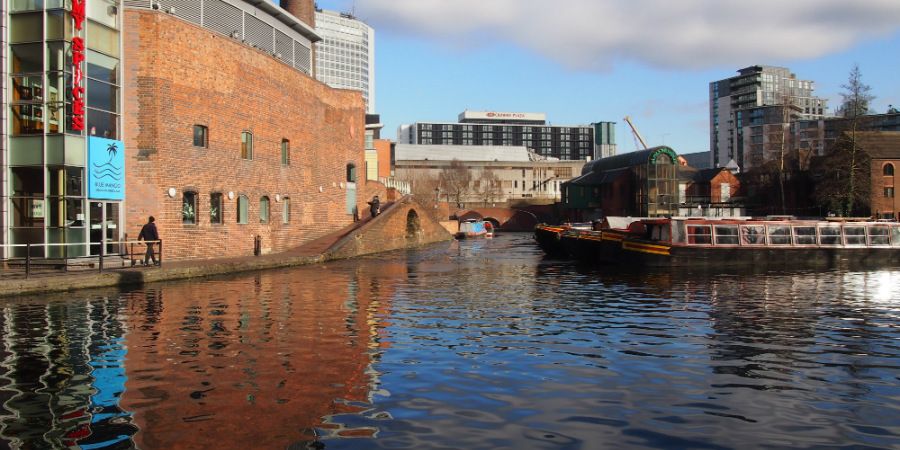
[649,147,678,164]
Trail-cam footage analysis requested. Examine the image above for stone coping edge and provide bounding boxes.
[0,254,325,299]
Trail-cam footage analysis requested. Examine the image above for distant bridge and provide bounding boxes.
[454,208,540,231]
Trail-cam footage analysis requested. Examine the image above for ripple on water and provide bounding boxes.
[1,234,899,449]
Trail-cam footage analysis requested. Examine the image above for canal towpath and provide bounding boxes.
[0,212,378,299]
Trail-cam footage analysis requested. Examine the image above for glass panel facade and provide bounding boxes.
[3,1,122,256]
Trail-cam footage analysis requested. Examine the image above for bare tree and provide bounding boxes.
[836,65,875,214]
[811,135,871,216]
[476,168,503,205]
[837,64,875,119]
[439,159,473,208]
[408,172,442,214]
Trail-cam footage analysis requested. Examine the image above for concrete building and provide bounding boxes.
[2,0,374,261]
[711,65,828,171]
[315,9,375,114]
[393,144,584,206]
[398,111,616,161]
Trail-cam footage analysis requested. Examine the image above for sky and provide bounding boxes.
[308,0,900,155]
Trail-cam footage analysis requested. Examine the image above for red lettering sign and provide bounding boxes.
[72,0,86,30]
[70,0,86,132]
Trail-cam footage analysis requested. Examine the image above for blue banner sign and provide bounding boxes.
[88,136,126,200]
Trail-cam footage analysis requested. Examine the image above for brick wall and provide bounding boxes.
[871,159,899,219]
[124,10,369,260]
[280,0,316,29]
[326,196,452,259]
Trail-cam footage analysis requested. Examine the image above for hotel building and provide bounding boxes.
[398,111,616,161]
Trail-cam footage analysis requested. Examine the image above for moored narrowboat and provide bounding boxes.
[534,223,591,257]
[616,217,900,268]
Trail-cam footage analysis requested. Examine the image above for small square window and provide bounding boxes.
[193,125,208,148]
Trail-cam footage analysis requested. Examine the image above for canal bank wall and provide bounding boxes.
[0,196,453,298]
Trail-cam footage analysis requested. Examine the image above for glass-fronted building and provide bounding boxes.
[315,9,374,114]
[3,0,123,258]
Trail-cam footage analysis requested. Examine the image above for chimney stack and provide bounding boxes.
[280,0,316,28]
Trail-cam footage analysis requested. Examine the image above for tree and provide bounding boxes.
[408,172,443,220]
[836,64,875,119]
[810,134,871,216]
[476,168,503,205]
[439,159,473,208]
[833,65,875,214]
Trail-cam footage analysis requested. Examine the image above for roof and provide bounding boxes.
[850,131,900,159]
[395,144,557,162]
[581,146,678,175]
[680,151,711,169]
[566,168,628,186]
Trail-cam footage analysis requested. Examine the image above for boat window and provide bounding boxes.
[714,225,739,245]
[893,226,900,247]
[651,224,671,242]
[844,226,866,246]
[687,225,712,245]
[740,225,765,245]
[819,225,841,245]
[767,225,791,245]
[793,226,816,245]
[868,226,891,246]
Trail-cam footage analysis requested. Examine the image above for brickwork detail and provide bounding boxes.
[124,10,368,260]
[280,0,316,28]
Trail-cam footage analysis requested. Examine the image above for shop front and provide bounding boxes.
[3,0,123,259]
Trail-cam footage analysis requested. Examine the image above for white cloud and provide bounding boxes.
[354,0,900,70]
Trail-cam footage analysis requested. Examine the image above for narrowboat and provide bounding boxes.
[456,219,489,239]
[614,217,900,268]
[534,223,591,257]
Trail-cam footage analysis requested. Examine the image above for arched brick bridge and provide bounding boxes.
[455,208,541,232]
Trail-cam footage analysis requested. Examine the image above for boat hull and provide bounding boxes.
[620,241,900,268]
[534,225,568,257]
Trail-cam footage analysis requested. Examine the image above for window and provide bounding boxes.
[819,225,841,245]
[210,193,223,224]
[194,125,208,148]
[281,139,290,166]
[346,163,357,182]
[241,131,253,160]
[885,187,895,198]
[282,197,291,224]
[687,225,712,245]
[740,225,765,245]
[793,226,816,245]
[885,164,895,176]
[182,191,197,225]
[767,225,791,245]
[868,226,891,246]
[237,195,248,224]
[714,225,739,245]
[259,196,270,223]
[844,226,866,246]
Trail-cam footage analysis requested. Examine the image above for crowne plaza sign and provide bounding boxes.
[459,111,547,122]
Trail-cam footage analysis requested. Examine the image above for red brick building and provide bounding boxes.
[857,132,900,220]
[124,3,372,260]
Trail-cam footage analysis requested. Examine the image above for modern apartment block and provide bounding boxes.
[710,65,828,171]
[398,111,616,161]
[315,9,375,114]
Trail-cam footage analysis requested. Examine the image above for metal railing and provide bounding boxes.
[1,240,163,279]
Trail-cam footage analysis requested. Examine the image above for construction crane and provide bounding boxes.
[623,116,649,150]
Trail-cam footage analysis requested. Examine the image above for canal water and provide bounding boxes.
[1,233,899,449]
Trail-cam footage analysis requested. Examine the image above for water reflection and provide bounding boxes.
[1,234,899,449]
